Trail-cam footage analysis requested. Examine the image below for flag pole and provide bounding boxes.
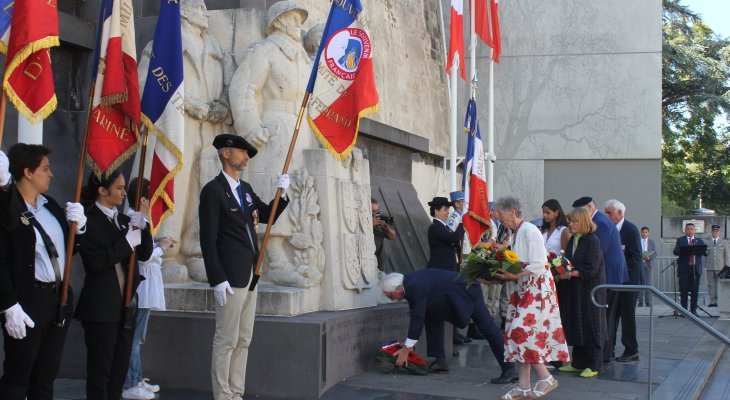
[449,62,458,192]
[0,94,6,145]
[486,53,494,201]
[249,91,311,291]
[437,0,451,105]
[123,123,148,329]
[55,80,95,327]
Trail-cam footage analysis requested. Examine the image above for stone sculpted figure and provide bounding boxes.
[229,0,324,288]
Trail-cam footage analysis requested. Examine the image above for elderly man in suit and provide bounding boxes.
[704,224,728,307]
[639,227,657,307]
[604,199,642,362]
[381,270,516,382]
[673,223,707,316]
[199,134,289,400]
[572,196,628,363]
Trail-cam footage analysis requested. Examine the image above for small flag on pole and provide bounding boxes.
[2,0,59,122]
[474,0,492,47]
[87,0,141,176]
[447,0,466,80]
[490,0,502,63]
[306,0,379,160]
[141,0,184,235]
[462,98,490,246]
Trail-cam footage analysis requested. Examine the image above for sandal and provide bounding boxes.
[531,375,558,398]
[558,365,580,373]
[499,385,531,400]
[580,368,598,378]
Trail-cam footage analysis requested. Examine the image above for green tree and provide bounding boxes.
[662,0,730,214]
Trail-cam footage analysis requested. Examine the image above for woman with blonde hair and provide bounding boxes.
[556,207,606,378]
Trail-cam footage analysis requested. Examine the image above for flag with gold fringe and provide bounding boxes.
[141,0,184,235]
[306,0,378,160]
[87,0,141,177]
[2,0,59,123]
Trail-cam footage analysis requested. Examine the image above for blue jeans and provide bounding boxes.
[124,308,151,389]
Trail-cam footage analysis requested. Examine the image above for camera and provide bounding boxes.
[375,212,394,225]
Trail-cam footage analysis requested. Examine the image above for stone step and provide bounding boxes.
[698,329,730,399]
[652,319,730,400]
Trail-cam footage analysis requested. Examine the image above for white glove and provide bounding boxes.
[0,150,9,187]
[65,202,87,233]
[126,210,147,230]
[275,174,290,196]
[125,228,142,249]
[4,303,35,339]
[213,281,234,306]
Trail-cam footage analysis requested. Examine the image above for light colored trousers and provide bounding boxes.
[212,285,257,400]
[481,283,503,318]
[707,272,719,305]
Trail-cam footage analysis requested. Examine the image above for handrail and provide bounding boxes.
[591,284,730,347]
[590,284,730,400]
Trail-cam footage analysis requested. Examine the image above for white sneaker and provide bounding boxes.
[140,378,160,393]
[122,383,155,399]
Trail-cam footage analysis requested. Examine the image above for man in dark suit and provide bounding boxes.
[199,134,289,400]
[604,199,642,362]
[380,270,517,383]
[572,196,628,363]
[673,223,707,316]
[639,227,657,306]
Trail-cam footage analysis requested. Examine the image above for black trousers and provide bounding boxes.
[678,272,700,312]
[0,286,70,400]
[603,290,619,360]
[572,343,603,372]
[82,319,135,400]
[426,299,507,371]
[607,290,638,356]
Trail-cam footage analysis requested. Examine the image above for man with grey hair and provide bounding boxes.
[381,270,516,382]
[604,199,642,362]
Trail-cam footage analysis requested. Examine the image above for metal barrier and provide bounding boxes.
[590,284,730,400]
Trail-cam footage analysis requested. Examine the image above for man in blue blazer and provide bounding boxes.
[673,223,706,316]
[381,269,516,383]
[573,196,629,362]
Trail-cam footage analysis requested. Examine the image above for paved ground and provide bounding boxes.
[53,305,730,400]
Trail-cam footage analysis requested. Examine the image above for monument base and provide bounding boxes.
[54,303,449,399]
[718,279,730,320]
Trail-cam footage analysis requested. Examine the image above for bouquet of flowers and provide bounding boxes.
[375,342,429,375]
[547,250,573,280]
[458,244,523,287]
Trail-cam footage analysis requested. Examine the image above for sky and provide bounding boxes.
[682,0,730,38]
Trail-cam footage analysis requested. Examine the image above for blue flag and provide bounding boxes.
[0,0,13,54]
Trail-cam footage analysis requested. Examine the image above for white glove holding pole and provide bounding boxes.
[125,229,142,249]
[4,303,35,340]
[213,281,234,306]
[126,210,147,230]
[65,202,87,234]
[275,174,290,197]
[0,150,10,187]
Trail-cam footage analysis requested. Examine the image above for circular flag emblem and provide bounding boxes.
[324,28,372,81]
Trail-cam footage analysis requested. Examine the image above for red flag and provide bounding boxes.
[446,0,466,80]
[2,0,59,122]
[474,0,492,47]
[490,0,502,63]
[87,0,141,176]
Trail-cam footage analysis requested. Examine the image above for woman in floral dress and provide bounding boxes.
[493,196,569,400]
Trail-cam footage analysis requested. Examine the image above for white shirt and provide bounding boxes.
[641,238,648,252]
[511,221,549,276]
[137,245,166,310]
[222,170,243,205]
[616,218,625,232]
[27,195,66,282]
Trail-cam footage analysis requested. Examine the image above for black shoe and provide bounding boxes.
[490,366,518,384]
[453,332,471,344]
[467,323,485,340]
[453,337,465,345]
[615,353,639,362]
[709,303,718,307]
[548,361,563,369]
[428,360,450,373]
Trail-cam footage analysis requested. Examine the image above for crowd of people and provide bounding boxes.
[380,193,674,399]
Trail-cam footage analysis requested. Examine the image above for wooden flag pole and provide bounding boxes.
[123,124,148,328]
[55,81,96,327]
[0,93,7,146]
[249,91,311,291]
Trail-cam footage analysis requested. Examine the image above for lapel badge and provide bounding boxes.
[230,207,240,212]
[245,193,253,205]
[20,215,30,225]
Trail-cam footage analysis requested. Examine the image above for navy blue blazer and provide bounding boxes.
[403,269,482,340]
[593,211,629,284]
[426,219,464,271]
[619,220,643,285]
[673,236,706,276]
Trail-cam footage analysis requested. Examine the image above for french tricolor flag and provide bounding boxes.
[462,98,490,245]
[447,0,466,80]
[141,0,184,235]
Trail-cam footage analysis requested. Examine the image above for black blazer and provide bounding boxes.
[619,220,643,285]
[426,219,464,271]
[673,236,706,276]
[0,186,79,311]
[199,173,288,288]
[75,204,153,323]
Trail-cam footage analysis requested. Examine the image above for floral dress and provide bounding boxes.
[504,221,570,364]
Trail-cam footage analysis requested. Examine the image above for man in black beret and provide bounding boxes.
[200,133,289,400]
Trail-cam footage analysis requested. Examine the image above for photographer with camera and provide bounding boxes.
[372,198,396,271]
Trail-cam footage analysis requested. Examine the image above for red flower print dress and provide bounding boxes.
[504,222,570,363]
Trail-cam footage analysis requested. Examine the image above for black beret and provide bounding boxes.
[212,134,258,158]
[712,224,721,230]
[572,196,593,208]
[428,196,453,208]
